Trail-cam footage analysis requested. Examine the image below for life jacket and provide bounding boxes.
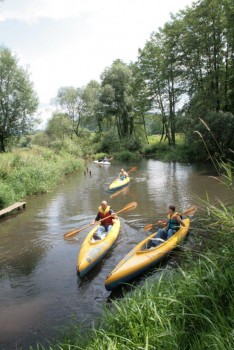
[166,212,182,231]
[98,205,114,226]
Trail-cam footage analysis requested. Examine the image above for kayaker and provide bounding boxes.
[91,200,116,239]
[150,205,185,247]
[118,168,129,181]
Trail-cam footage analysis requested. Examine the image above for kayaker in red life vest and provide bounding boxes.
[150,205,185,247]
[91,200,117,239]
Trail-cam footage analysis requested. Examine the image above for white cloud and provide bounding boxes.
[0,0,195,125]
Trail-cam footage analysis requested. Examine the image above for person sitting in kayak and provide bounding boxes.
[118,168,129,181]
[150,205,185,247]
[91,200,116,239]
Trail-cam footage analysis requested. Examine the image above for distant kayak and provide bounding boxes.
[109,177,130,192]
[105,218,190,290]
[94,160,111,165]
[77,218,120,278]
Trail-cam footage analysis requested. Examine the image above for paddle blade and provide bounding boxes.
[144,223,154,231]
[182,206,197,216]
[116,201,137,214]
[143,220,166,231]
[110,186,129,199]
[128,166,137,174]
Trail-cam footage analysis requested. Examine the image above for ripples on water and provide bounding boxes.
[0,159,234,349]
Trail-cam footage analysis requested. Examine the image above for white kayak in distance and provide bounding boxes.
[94,158,111,165]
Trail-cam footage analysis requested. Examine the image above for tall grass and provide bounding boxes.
[0,147,84,209]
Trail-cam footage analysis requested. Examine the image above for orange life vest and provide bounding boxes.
[167,212,182,231]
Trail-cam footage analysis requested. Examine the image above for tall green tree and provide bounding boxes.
[176,0,234,114]
[100,60,135,139]
[56,86,90,137]
[136,29,182,146]
[82,80,102,132]
[46,113,72,141]
[0,47,38,152]
[130,61,153,143]
[172,0,234,154]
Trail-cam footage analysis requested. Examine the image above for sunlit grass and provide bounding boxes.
[39,252,233,349]
[0,147,84,209]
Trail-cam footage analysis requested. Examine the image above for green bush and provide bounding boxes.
[120,135,144,152]
[114,151,139,162]
[96,132,120,153]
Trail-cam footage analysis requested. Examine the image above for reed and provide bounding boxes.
[194,118,234,187]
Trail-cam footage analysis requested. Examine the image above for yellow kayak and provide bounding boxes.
[109,177,130,192]
[105,218,190,290]
[77,218,120,278]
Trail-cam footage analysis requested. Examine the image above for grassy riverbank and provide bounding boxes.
[36,204,234,350]
[0,147,84,209]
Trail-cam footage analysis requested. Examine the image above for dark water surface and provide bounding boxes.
[0,159,233,349]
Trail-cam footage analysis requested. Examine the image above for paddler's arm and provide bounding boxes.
[158,220,167,228]
[90,213,100,226]
[176,215,185,227]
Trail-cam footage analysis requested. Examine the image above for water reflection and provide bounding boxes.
[0,159,234,349]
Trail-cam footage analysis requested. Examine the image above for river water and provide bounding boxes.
[0,159,233,349]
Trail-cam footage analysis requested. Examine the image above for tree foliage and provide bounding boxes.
[0,47,38,152]
[100,59,135,140]
[49,0,234,160]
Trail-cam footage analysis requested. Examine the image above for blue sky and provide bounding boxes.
[0,0,195,127]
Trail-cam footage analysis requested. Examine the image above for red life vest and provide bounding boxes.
[98,205,114,226]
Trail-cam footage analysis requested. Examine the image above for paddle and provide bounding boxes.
[128,166,137,174]
[110,186,130,199]
[64,201,137,239]
[144,206,197,231]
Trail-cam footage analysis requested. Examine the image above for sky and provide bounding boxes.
[0,0,195,127]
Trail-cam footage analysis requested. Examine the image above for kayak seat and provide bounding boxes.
[147,237,165,249]
[93,233,107,241]
[93,235,101,240]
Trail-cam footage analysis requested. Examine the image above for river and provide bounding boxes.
[0,159,233,349]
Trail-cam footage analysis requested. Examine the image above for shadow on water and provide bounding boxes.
[77,263,104,289]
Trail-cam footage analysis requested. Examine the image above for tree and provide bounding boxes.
[82,80,102,132]
[46,113,72,141]
[0,47,39,152]
[56,86,91,137]
[100,60,135,139]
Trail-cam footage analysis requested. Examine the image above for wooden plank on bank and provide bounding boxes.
[0,202,26,218]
